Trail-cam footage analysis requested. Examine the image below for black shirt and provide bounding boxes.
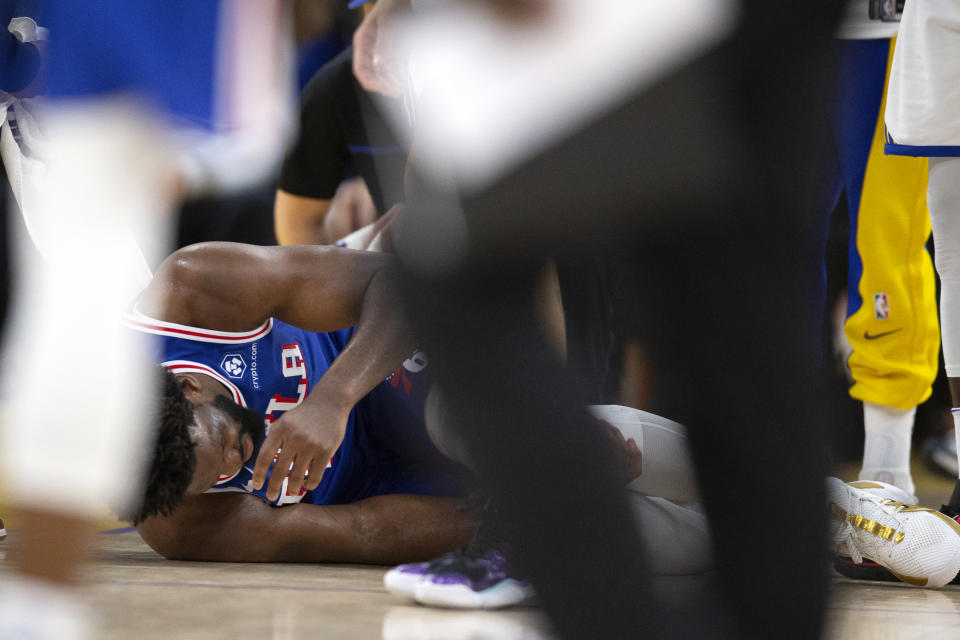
[278,46,407,215]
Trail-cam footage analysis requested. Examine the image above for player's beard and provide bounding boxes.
[212,395,266,460]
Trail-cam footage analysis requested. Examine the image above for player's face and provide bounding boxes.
[186,397,264,495]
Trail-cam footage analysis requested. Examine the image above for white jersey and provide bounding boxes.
[837,0,899,40]
[884,0,960,155]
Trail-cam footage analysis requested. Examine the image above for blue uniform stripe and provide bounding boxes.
[884,143,960,158]
[347,144,407,156]
[834,39,891,319]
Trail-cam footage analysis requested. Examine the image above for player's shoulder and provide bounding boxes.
[137,243,262,321]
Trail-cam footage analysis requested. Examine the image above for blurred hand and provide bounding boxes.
[362,203,404,252]
[353,0,410,97]
[599,419,643,484]
[324,176,377,244]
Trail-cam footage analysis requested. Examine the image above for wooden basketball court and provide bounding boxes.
[2,463,960,638]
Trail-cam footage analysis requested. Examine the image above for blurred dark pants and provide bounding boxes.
[396,4,841,638]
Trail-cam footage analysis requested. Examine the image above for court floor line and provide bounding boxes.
[84,578,387,595]
[99,527,137,535]
[826,604,960,617]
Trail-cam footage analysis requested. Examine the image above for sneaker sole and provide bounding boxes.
[834,555,960,586]
[414,578,535,609]
[383,567,426,601]
[834,555,900,583]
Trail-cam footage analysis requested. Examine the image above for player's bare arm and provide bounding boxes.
[139,242,415,500]
[137,492,478,564]
[274,189,333,246]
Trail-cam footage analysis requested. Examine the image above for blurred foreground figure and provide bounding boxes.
[358,0,843,637]
[0,3,291,638]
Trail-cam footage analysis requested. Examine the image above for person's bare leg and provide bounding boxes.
[6,509,93,584]
[0,511,95,640]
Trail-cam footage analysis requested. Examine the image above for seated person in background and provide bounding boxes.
[274,45,407,246]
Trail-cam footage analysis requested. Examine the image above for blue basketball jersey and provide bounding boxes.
[127,311,463,506]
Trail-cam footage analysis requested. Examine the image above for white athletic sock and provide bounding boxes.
[858,401,915,497]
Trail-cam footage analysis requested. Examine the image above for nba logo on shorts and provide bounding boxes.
[874,293,890,320]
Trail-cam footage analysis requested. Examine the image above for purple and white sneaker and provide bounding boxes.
[383,548,476,600]
[413,547,535,609]
[384,561,431,600]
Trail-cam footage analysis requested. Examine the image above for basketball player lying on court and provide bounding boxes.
[125,241,711,574]
[127,243,960,603]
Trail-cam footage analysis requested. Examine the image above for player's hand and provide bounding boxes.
[599,420,643,484]
[324,177,377,244]
[353,0,410,97]
[251,400,350,502]
[362,203,404,252]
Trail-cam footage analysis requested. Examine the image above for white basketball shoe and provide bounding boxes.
[827,477,960,587]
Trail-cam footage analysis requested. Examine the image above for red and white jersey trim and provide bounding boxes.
[162,360,248,408]
[125,309,273,344]
[216,468,244,485]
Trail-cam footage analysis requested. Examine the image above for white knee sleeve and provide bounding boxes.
[627,494,712,575]
[425,398,710,572]
[928,157,960,377]
[424,387,475,469]
[426,396,700,505]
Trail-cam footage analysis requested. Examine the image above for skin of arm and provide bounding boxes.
[538,262,566,358]
[275,179,378,247]
[137,492,478,564]
[274,189,332,246]
[139,242,415,500]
